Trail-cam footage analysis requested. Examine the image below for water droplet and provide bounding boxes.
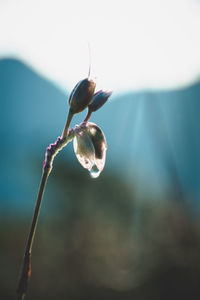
[89,165,101,179]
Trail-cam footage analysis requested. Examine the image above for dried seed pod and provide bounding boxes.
[69,78,96,114]
[84,90,112,123]
[88,90,112,112]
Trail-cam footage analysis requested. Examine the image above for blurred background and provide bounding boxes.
[0,1,200,299]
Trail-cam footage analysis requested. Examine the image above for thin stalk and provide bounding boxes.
[17,133,74,300]
[17,169,50,300]
[62,109,74,138]
[83,109,92,123]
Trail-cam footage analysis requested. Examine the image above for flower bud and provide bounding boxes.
[88,90,112,112]
[73,122,107,178]
[69,78,96,114]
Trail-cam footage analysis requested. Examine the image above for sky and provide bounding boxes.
[0,0,200,92]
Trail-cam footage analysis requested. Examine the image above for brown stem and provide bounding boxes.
[17,133,74,300]
[17,168,50,300]
[83,109,92,123]
[62,109,74,138]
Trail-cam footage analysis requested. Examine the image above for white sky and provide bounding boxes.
[0,0,200,92]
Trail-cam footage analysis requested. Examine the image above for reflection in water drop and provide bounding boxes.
[89,165,101,178]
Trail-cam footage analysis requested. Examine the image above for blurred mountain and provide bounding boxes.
[0,58,70,214]
[0,58,200,214]
[1,58,200,300]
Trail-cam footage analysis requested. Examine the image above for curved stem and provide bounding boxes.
[83,109,92,123]
[17,133,74,300]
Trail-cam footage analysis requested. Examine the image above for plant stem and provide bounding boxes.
[83,109,92,123]
[17,169,50,300]
[17,133,74,300]
[62,109,74,138]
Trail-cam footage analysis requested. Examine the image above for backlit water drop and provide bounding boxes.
[89,165,101,178]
